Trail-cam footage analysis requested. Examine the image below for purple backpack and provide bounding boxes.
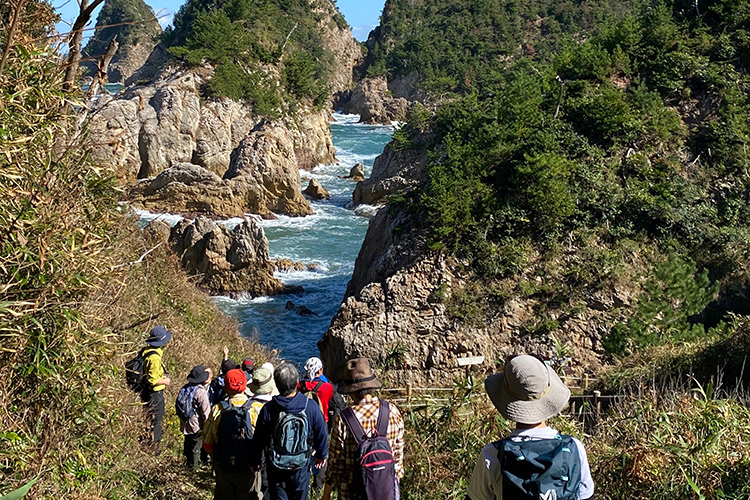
[342,400,397,500]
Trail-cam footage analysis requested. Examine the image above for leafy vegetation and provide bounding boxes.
[0,14,270,497]
[388,0,750,356]
[165,0,335,111]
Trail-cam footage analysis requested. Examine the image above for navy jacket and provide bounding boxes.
[250,391,329,467]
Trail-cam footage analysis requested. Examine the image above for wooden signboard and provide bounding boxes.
[456,355,485,367]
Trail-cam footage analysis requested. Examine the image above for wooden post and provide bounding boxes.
[593,391,601,416]
[406,383,413,406]
[583,374,589,392]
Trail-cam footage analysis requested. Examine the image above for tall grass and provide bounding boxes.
[0,34,270,499]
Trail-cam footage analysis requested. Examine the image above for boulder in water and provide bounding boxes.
[285,300,319,316]
[304,178,331,200]
[339,163,366,182]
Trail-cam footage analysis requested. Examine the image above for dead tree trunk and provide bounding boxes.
[63,0,106,92]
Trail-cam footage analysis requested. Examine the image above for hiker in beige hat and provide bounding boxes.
[322,357,405,500]
[467,355,594,500]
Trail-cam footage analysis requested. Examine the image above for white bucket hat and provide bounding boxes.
[485,355,570,424]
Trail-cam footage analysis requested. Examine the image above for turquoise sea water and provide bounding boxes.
[209,114,393,364]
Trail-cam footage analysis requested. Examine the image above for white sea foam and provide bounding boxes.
[134,208,185,226]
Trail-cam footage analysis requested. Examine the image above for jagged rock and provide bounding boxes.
[285,300,319,316]
[81,0,162,83]
[275,259,323,272]
[89,68,335,217]
[225,123,313,216]
[129,163,249,217]
[354,205,381,218]
[144,219,171,242]
[319,204,609,387]
[169,215,285,296]
[339,163,365,181]
[304,179,331,200]
[343,77,408,124]
[352,141,429,206]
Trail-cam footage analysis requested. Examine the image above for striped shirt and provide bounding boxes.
[327,395,405,500]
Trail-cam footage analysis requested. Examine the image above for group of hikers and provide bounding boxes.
[129,325,595,500]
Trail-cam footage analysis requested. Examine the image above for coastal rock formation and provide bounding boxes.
[304,179,331,200]
[319,206,605,387]
[352,141,429,206]
[342,77,408,124]
[169,215,286,296]
[81,0,162,83]
[89,69,332,216]
[340,163,365,181]
[311,1,363,95]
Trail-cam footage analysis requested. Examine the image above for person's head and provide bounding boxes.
[145,325,172,348]
[274,362,299,397]
[485,354,570,426]
[224,368,247,396]
[249,367,275,395]
[338,357,381,398]
[186,365,210,385]
[261,362,275,375]
[304,356,324,380]
[204,367,213,386]
[221,359,239,376]
[242,358,255,375]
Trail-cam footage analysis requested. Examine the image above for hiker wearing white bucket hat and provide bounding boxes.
[467,355,595,500]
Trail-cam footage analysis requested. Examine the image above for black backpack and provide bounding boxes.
[342,400,396,500]
[124,348,158,393]
[496,434,582,500]
[327,384,347,431]
[214,400,254,472]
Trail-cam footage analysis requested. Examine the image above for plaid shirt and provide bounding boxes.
[327,395,405,500]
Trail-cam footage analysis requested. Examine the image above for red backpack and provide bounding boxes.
[342,400,397,500]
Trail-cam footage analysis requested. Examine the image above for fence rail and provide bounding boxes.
[378,378,619,418]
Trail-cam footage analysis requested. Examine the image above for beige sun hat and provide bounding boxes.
[249,367,275,395]
[485,355,570,425]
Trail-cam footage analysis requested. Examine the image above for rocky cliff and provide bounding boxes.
[81,0,161,83]
[89,67,333,217]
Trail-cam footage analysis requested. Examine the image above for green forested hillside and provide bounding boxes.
[163,0,344,113]
[390,0,750,357]
[82,0,161,59]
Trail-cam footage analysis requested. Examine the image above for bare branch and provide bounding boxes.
[63,0,107,91]
[111,243,163,269]
[0,0,28,84]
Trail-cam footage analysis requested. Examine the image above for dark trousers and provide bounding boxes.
[311,461,327,494]
[184,431,209,468]
[267,465,310,500]
[142,390,165,446]
[214,466,260,500]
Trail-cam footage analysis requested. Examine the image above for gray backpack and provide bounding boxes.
[269,399,312,470]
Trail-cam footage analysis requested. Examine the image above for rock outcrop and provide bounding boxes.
[168,215,287,296]
[81,0,162,83]
[89,69,335,216]
[319,205,606,387]
[339,163,365,182]
[303,179,330,200]
[352,141,429,206]
[342,77,409,124]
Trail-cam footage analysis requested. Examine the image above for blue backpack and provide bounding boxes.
[175,384,198,420]
[214,400,254,472]
[496,434,582,500]
[269,399,312,470]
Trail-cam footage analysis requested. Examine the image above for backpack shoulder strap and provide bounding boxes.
[313,381,323,393]
[376,400,390,437]
[342,407,367,443]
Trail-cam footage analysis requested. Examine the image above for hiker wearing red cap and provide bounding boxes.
[203,368,258,499]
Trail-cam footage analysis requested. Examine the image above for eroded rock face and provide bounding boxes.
[304,178,330,200]
[89,68,333,217]
[319,206,608,387]
[343,77,408,124]
[340,163,365,182]
[352,142,429,206]
[169,215,286,296]
[225,123,313,216]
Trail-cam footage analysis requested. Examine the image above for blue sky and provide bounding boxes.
[55,0,384,42]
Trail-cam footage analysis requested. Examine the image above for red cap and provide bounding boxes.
[224,369,247,393]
